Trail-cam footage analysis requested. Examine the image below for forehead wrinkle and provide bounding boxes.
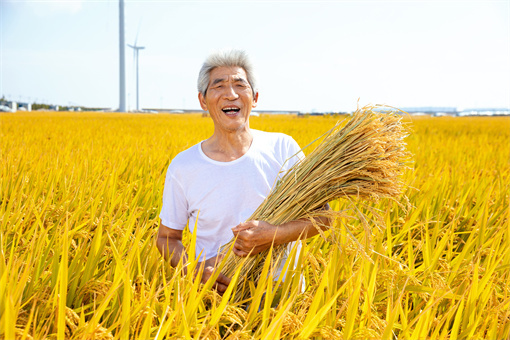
[210,77,227,86]
[209,74,249,87]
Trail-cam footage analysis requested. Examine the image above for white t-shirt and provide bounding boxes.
[159,129,304,262]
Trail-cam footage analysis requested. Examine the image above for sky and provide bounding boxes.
[1,0,509,112]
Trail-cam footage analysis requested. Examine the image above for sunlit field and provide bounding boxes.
[1,111,509,339]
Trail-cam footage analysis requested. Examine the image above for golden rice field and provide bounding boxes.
[1,111,509,339]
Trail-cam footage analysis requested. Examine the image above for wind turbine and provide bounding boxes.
[128,28,144,112]
[119,0,126,112]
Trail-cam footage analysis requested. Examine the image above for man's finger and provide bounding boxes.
[231,223,251,233]
[233,247,248,257]
[234,234,253,247]
[216,273,231,286]
[201,266,215,284]
[215,282,228,295]
[212,274,231,295]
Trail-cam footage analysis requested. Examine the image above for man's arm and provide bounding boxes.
[231,204,332,257]
[156,222,231,293]
[155,222,188,268]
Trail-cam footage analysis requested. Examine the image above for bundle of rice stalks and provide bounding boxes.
[221,104,411,301]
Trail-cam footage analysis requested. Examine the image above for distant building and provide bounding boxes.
[0,100,17,112]
[18,102,32,111]
[401,107,458,115]
[399,107,510,116]
[459,108,510,116]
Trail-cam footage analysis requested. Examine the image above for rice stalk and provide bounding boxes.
[221,104,411,300]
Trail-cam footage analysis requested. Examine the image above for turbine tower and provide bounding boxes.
[128,39,145,112]
[118,0,126,112]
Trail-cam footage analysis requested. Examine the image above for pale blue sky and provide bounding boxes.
[1,0,509,112]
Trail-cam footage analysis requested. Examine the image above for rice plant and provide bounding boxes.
[1,111,508,339]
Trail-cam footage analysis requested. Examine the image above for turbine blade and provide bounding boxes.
[134,18,142,46]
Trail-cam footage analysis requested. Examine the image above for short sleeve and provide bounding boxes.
[280,136,305,173]
[159,168,189,230]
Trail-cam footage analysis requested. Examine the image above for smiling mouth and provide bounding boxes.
[222,107,240,115]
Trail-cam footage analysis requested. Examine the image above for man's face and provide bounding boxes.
[199,66,258,133]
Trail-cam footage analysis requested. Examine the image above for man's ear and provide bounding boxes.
[198,92,208,111]
[252,92,259,108]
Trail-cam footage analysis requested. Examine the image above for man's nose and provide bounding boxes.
[223,84,239,100]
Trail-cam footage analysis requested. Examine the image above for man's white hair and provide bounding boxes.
[197,49,257,96]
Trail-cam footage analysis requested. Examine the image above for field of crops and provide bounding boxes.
[1,111,509,339]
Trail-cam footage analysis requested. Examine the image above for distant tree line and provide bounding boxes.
[32,103,52,110]
[32,103,106,111]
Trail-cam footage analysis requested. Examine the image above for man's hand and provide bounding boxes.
[231,206,332,258]
[157,223,233,294]
[200,266,231,295]
[231,220,278,257]
[197,254,231,295]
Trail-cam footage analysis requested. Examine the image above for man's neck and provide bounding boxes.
[201,127,253,162]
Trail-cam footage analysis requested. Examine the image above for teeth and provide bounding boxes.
[222,107,240,112]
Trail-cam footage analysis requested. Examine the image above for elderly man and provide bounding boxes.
[156,50,330,294]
